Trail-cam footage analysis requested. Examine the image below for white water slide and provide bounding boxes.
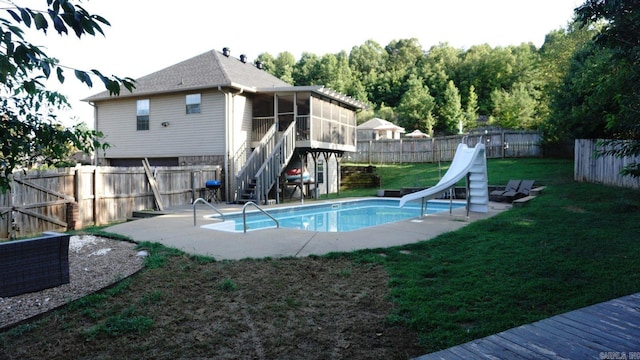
[399,142,489,213]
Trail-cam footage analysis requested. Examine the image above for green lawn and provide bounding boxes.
[332,158,574,198]
[329,158,640,350]
[3,157,639,357]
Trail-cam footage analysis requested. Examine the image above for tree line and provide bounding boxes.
[254,25,595,138]
[254,0,640,178]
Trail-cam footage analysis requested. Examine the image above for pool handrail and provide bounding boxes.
[242,201,279,233]
[193,198,225,226]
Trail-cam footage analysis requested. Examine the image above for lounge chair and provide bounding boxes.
[490,179,521,199]
[503,180,535,202]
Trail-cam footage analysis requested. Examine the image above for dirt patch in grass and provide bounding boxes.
[0,254,424,359]
[564,205,587,213]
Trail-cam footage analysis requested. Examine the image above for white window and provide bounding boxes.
[318,160,324,184]
[136,99,149,131]
[186,93,201,114]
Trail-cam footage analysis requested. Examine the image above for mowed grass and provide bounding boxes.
[330,158,640,350]
[333,157,575,198]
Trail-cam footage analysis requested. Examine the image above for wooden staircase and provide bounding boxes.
[238,178,257,203]
[235,124,277,203]
[235,122,296,204]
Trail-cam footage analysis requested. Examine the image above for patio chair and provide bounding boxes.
[503,180,535,202]
[490,179,521,199]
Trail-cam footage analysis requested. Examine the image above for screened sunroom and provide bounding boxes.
[251,86,362,153]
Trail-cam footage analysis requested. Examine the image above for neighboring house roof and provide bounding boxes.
[405,129,430,138]
[357,118,405,132]
[83,49,292,102]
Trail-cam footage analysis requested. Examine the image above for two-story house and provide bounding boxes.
[83,48,365,204]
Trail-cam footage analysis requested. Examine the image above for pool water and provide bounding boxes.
[202,198,465,233]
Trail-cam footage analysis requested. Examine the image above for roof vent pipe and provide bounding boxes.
[240,54,247,63]
[222,47,230,57]
[255,61,263,70]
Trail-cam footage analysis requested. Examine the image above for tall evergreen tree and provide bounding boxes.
[464,85,479,130]
[440,80,464,134]
[420,44,460,126]
[396,76,436,135]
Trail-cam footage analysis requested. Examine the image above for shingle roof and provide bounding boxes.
[357,117,405,131]
[83,49,291,102]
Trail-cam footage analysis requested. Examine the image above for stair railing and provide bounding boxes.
[253,121,296,204]
[234,124,277,202]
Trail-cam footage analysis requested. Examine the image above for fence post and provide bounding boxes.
[93,167,101,225]
[72,167,83,230]
[501,130,505,158]
[66,202,80,231]
[0,176,12,238]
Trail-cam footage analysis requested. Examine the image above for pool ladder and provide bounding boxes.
[242,201,279,233]
[193,199,279,233]
[193,198,225,226]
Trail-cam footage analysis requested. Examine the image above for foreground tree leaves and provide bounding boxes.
[574,0,640,177]
[0,0,134,192]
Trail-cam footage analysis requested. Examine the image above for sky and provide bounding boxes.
[20,0,583,127]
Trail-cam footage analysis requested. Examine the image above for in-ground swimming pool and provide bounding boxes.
[201,198,465,233]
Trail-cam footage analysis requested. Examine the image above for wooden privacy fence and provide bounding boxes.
[0,165,222,239]
[349,130,542,164]
[574,139,640,190]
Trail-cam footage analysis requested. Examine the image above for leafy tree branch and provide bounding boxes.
[0,0,134,192]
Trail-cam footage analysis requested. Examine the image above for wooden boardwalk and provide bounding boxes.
[415,292,640,359]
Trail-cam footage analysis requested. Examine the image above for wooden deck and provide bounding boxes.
[415,292,640,359]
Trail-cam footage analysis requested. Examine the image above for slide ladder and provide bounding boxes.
[467,145,489,212]
[399,142,488,213]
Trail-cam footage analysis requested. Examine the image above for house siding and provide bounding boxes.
[225,94,253,193]
[306,153,339,196]
[230,94,252,169]
[96,90,225,159]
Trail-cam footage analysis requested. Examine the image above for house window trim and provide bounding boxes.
[136,99,150,131]
[318,160,324,184]
[186,93,201,114]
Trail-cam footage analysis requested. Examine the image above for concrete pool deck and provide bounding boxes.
[103,199,512,260]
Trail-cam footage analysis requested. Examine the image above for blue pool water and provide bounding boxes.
[202,198,465,233]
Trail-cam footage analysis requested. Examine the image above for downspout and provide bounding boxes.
[218,86,243,202]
